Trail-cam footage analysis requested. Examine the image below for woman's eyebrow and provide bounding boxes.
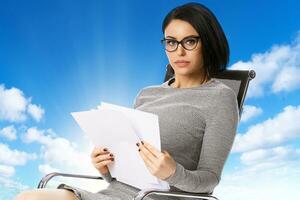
[165,36,177,39]
[165,35,199,39]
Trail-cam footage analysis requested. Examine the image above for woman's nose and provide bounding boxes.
[176,44,186,56]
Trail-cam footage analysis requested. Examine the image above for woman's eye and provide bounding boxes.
[185,39,196,45]
[166,40,176,46]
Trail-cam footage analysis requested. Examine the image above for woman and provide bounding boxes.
[15,2,239,200]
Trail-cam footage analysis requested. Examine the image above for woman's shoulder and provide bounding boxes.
[208,79,237,103]
[132,84,162,108]
[135,83,164,96]
[212,79,237,95]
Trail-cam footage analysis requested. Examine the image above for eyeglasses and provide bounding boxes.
[161,36,201,52]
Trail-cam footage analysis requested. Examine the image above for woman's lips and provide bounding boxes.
[175,60,190,67]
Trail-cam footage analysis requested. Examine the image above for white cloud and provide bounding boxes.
[38,164,60,175]
[241,105,263,122]
[0,84,27,122]
[240,146,300,166]
[0,143,34,199]
[0,165,15,177]
[22,127,53,144]
[216,144,300,200]
[226,103,300,199]
[215,160,300,200]
[22,127,108,192]
[0,176,29,190]
[0,176,29,200]
[0,84,45,123]
[23,127,97,175]
[27,104,45,122]
[230,32,300,97]
[0,143,37,166]
[272,66,300,92]
[233,105,300,153]
[0,125,17,141]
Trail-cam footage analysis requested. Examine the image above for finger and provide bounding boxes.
[139,144,158,165]
[95,159,114,168]
[94,153,113,163]
[92,147,109,158]
[142,141,162,158]
[161,150,169,156]
[139,149,156,173]
[139,145,159,166]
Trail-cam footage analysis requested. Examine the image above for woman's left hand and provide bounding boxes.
[137,141,176,180]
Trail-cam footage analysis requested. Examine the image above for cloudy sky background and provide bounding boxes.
[1,0,300,199]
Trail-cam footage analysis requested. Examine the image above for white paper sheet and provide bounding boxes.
[71,103,170,190]
[98,102,161,150]
[98,102,170,189]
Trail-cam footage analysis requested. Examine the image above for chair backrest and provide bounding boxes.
[163,64,256,119]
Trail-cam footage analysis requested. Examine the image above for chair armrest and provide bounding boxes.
[38,173,218,200]
[134,189,218,200]
[37,172,103,189]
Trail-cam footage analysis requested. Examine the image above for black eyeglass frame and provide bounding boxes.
[160,36,201,52]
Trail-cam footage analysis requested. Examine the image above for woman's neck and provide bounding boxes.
[171,73,210,89]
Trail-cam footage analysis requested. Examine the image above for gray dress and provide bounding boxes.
[58,77,239,200]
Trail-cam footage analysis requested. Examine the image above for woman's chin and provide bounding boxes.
[173,69,195,76]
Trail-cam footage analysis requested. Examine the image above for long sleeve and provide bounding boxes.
[163,89,239,193]
[101,171,115,183]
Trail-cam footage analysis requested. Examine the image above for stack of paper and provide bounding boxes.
[71,102,170,190]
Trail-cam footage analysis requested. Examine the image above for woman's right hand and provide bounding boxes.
[91,147,114,175]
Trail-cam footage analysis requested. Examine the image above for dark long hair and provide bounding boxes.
[162,2,229,77]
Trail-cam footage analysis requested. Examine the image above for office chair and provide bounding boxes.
[37,64,256,200]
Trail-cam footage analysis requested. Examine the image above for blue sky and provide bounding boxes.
[1,0,300,199]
